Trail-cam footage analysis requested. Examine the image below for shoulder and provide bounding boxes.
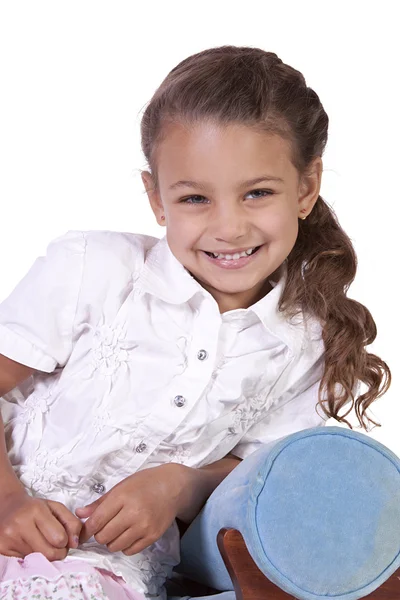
[47,229,161,301]
[79,230,160,269]
[48,229,160,273]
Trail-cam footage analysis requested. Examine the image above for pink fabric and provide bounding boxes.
[0,552,146,600]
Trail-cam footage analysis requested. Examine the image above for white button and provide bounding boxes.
[197,349,208,361]
[174,395,186,407]
[136,442,147,453]
[92,482,105,494]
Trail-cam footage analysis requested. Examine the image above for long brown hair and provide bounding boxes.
[140,45,391,432]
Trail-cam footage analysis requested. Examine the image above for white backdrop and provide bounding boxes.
[0,1,398,453]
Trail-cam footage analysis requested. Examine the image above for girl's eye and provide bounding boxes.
[247,189,274,199]
[180,189,274,205]
[181,195,206,205]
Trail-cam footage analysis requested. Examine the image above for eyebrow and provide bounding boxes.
[168,175,284,191]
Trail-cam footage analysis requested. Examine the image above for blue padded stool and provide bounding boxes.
[174,426,400,600]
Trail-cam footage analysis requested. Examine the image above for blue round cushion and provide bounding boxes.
[177,426,400,600]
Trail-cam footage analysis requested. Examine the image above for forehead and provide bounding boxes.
[156,121,295,186]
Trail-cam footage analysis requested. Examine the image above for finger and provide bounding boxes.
[13,538,33,557]
[22,525,68,562]
[0,535,33,558]
[79,498,121,544]
[106,527,141,553]
[92,511,130,547]
[48,501,82,549]
[121,536,148,556]
[35,505,69,549]
[75,496,104,519]
[0,547,24,558]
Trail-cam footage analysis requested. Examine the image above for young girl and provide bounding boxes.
[0,45,391,600]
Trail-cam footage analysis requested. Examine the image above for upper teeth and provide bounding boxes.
[211,247,256,260]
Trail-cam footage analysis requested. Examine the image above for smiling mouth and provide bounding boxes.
[203,245,262,259]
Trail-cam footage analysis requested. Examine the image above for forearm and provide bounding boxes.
[0,412,24,493]
[173,453,242,524]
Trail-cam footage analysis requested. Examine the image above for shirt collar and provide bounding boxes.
[249,263,307,355]
[136,235,308,355]
[136,236,202,304]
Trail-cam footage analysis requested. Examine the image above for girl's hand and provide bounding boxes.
[76,464,186,555]
[0,488,82,560]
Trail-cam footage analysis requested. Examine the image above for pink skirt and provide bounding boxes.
[0,552,146,600]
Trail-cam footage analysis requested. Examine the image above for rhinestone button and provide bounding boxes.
[135,442,147,453]
[92,482,105,494]
[197,349,208,361]
[174,395,186,407]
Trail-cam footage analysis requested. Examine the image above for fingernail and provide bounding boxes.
[73,536,79,547]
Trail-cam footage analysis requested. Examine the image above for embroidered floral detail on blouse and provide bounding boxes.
[87,321,138,380]
[229,388,269,435]
[15,388,52,425]
[249,388,270,411]
[22,449,61,494]
[92,325,137,376]
[92,409,112,433]
[167,444,191,464]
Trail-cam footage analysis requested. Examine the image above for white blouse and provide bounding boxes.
[0,230,329,599]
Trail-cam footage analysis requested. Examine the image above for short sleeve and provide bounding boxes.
[0,230,86,372]
[230,363,329,460]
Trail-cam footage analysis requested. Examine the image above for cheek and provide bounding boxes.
[263,210,299,251]
[263,209,293,234]
[166,223,198,255]
[168,215,201,241]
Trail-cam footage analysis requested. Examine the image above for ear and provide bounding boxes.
[141,171,166,227]
[297,157,323,218]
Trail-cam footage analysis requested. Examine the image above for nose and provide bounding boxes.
[210,203,250,243]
